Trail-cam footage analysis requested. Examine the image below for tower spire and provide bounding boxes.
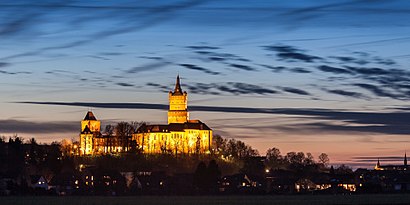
[174,75,183,94]
[405,152,408,166]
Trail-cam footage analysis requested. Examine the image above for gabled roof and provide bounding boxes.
[136,120,211,133]
[30,175,45,184]
[84,111,97,121]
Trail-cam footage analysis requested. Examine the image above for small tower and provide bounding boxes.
[168,75,189,124]
[79,111,101,155]
[405,152,408,167]
[375,158,382,170]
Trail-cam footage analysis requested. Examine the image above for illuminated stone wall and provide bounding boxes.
[80,133,94,155]
[133,129,212,154]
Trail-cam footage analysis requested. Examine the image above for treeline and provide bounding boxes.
[1,132,334,176]
[265,147,330,171]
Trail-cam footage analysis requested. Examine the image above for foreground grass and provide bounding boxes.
[2,194,410,205]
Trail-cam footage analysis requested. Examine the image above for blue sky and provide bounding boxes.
[1,0,410,167]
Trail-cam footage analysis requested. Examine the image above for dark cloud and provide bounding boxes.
[352,156,405,161]
[330,54,396,66]
[138,56,163,60]
[116,82,134,87]
[353,83,400,99]
[126,61,171,74]
[279,87,310,96]
[146,82,168,89]
[290,67,311,73]
[20,101,410,135]
[0,70,31,75]
[184,83,220,95]
[0,119,78,134]
[146,82,170,93]
[325,89,367,99]
[260,64,287,72]
[208,57,226,62]
[189,82,278,95]
[179,63,220,75]
[317,65,352,74]
[194,51,251,63]
[87,55,110,60]
[99,52,124,56]
[345,66,392,75]
[223,82,277,95]
[263,45,322,62]
[0,0,209,60]
[186,45,220,50]
[330,56,365,64]
[228,64,256,71]
[0,62,10,67]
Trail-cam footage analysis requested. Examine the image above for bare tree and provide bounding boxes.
[318,153,330,167]
[266,147,282,169]
[105,124,115,152]
[115,122,133,152]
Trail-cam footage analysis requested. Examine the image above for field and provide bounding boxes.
[2,195,410,205]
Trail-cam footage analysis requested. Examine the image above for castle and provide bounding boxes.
[79,75,212,155]
[133,75,212,154]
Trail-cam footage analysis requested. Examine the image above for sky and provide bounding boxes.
[1,0,410,168]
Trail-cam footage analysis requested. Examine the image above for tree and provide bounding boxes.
[335,164,353,174]
[115,122,133,152]
[193,161,208,193]
[207,160,221,193]
[318,153,330,167]
[304,152,315,166]
[60,139,72,157]
[105,124,115,152]
[212,135,225,155]
[266,147,282,169]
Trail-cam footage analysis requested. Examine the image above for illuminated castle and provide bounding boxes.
[133,75,213,154]
[79,75,212,155]
[374,153,408,170]
[79,111,123,155]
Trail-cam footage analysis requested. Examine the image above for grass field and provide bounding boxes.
[2,194,410,205]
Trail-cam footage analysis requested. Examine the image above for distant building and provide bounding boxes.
[374,153,408,171]
[133,75,213,154]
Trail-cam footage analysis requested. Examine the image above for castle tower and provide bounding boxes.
[80,111,101,155]
[168,75,189,124]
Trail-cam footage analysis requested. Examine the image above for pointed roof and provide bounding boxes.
[84,111,97,121]
[173,75,183,95]
[377,158,381,167]
[82,125,91,133]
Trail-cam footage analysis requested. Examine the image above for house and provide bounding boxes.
[49,172,83,195]
[220,173,264,194]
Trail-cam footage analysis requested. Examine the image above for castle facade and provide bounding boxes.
[79,75,212,155]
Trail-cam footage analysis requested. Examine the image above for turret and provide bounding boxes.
[375,158,382,170]
[168,75,189,124]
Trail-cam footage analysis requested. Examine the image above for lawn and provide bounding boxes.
[2,194,410,205]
